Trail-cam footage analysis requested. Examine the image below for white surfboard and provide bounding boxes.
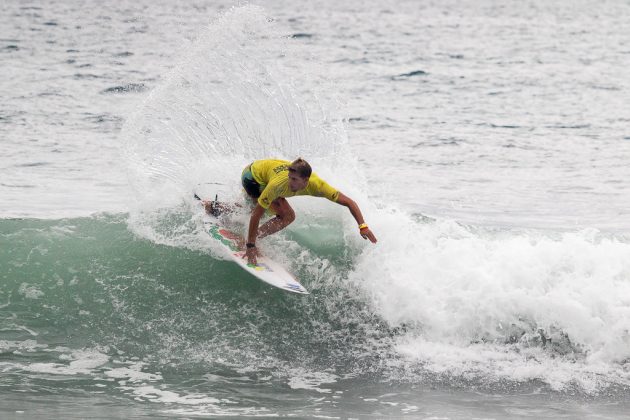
[198,196,309,295]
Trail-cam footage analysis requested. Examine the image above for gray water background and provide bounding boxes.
[2,0,630,228]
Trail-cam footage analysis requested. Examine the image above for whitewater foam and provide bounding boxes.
[24,349,110,376]
[349,210,630,390]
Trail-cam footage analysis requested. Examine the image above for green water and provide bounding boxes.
[0,215,398,417]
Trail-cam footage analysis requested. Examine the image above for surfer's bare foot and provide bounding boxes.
[201,200,214,214]
[202,199,239,217]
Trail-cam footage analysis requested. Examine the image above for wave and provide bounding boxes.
[2,214,630,396]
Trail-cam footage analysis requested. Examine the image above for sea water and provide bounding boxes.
[1,0,630,418]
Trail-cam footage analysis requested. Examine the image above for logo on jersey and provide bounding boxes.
[273,164,289,174]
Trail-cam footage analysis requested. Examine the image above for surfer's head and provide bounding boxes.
[288,158,311,192]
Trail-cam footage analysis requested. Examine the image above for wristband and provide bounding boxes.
[358,223,368,231]
[246,242,256,248]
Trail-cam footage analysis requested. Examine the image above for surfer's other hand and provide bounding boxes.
[244,246,257,265]
[360,228,377,243]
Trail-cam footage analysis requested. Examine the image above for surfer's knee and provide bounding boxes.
[280,207,295,224]
[272,198,295,224]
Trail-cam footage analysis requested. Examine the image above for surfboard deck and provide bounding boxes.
[199,199,309,295]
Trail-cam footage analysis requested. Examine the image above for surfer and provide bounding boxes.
[237,158,377,265]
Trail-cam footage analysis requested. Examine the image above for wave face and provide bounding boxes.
[0,215,399,415]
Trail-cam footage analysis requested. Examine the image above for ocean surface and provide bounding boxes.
[2,0,630,418]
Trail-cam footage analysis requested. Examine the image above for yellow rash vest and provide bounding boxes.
[250,159,339,209]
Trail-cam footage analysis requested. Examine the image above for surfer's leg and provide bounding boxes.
[257,198,295,239]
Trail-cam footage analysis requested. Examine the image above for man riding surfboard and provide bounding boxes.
[222,158,377,265]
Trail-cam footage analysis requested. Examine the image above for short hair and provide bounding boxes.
[288,158,312,178]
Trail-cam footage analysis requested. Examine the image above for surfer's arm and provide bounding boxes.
[245,204,266,264]
[335,192,377,243]
[247,204,266,243]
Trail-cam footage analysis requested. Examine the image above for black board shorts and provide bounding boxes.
[241,164,263,198]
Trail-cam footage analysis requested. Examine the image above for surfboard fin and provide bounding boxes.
[194,193,221,217]
[209,194,222,217]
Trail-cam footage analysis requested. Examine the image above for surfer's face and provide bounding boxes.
[288,173,309,192]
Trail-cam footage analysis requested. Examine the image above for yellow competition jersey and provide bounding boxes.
[250,159,339,209]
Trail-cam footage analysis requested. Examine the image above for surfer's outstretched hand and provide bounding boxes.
[360,227,377,243]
